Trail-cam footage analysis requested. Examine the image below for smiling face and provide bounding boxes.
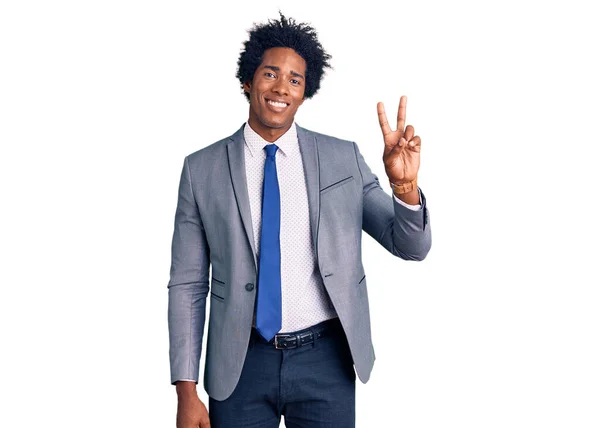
[243,47,307,142]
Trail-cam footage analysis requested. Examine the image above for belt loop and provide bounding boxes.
[309,325,318,349]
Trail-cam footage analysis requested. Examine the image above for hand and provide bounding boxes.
[177,394,211,428]
[377,95,421,184]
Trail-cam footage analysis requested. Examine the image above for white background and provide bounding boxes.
[1,1,599,427]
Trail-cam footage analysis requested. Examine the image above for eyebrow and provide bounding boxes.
[263,65,305,80]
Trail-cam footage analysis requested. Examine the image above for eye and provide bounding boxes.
[264,72,276,78]
[291,79,300,85]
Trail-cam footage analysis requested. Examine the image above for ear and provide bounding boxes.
[243,80,251,93]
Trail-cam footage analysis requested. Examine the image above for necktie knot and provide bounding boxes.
[264,144,279,159]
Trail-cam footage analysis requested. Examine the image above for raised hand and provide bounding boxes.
[377,95,421,184]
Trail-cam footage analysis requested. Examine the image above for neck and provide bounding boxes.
[247,117,293,143]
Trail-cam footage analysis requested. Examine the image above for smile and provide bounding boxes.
[266,99,289,110]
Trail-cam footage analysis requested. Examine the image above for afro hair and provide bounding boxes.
[236,12,332,102]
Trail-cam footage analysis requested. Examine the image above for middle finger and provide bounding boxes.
[404,125,415,142]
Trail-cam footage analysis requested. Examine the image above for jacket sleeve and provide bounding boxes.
[353,141,432,261]
[167,155,210,384]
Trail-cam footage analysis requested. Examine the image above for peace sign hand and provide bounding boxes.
[377,95,421,184]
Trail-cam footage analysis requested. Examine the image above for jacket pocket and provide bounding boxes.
[320,176,355,195]
[211,276,225,300]
[212,276,225,286]
[210,291,224,302]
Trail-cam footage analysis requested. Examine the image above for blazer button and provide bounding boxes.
[245,283,254,292]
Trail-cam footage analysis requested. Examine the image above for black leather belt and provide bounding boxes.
[252,317,342,350]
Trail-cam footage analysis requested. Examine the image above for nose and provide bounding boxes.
[271,78,289,97]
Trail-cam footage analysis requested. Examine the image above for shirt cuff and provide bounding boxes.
[393,189,422,211]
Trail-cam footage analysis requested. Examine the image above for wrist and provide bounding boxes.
[393,187,420,205]
[175,381,197,398]
[389,177,417,195]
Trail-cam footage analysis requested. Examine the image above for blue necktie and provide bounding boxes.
[256,143,282,341]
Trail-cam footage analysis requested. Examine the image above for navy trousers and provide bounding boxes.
[209,317,356,427]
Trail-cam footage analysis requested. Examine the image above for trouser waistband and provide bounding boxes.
[251,317,343,350]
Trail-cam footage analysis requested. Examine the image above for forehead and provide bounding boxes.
[260,47,306,72]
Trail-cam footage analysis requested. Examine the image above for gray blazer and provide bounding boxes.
[168,123,431,401]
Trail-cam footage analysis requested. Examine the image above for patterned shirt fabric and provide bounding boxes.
[243,122,338,333]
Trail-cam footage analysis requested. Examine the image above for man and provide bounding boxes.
[168,12,431,428]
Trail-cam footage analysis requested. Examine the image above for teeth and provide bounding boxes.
[268,100,287,108]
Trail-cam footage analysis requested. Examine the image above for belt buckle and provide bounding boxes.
[274,334,286,350]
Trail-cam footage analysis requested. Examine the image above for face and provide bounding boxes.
[244,47,306,142]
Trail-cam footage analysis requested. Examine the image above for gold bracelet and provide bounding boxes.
[389,178,417,195]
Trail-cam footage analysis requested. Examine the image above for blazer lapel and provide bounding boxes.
[225,123,321,274]
[226,124,258,273]
[296,125,320,259]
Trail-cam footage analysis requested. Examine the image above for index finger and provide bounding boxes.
[377,102,392,136]
[397,95,407,135]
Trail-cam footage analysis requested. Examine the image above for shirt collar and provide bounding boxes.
[243,121,298,158]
